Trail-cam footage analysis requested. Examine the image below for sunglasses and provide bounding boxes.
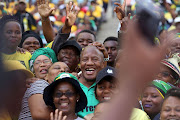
[54,91,76,98]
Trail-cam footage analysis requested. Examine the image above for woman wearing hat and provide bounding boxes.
[156,53,180,86]
[19,61,70,120]
[43,72,87,120]
[19,30,44,54]
[1,60,34,120]
[29,47,57,79]
[142,80,172,120]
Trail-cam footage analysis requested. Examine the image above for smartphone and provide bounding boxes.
[136,0,162,46]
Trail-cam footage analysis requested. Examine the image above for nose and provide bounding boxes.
[82,40,88,47]
[145,95,151,102]
[170,110,176,116]
[107,48,112,54]
[103,88,111,94]
[39,62,46,67]
[86,59,94,65]
[59,68,65,73]
[60,94,68,100]
[11,32,16,37]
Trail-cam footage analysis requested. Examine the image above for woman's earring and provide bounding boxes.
[77,99,79,102]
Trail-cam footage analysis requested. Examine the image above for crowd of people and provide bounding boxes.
[1,0,180,120]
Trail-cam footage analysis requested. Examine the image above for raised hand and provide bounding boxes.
[65,2,80,28]
[37,0,55,19]
[114,0,126,21]
[50,109,67,120]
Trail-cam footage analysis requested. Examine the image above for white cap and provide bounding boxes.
[166,0,172,4]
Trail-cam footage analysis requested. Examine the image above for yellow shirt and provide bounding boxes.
[130,108,150,120]
[2,51,32,70]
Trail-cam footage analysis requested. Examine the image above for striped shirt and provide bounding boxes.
[18,80,49,120]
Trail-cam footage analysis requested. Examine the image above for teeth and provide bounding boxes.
[86,68,95,71]
[61,103,68,106]
[103,97,111,100]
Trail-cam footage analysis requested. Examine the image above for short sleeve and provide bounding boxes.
[26,80,49,98]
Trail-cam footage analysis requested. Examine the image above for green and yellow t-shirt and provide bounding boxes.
[2,51,32,70]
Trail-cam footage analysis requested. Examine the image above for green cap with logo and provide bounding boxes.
[43,72,87,113]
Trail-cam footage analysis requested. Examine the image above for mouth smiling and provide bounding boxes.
[103,96,111,101]
[144,104,152,108]
[85,68,95,75]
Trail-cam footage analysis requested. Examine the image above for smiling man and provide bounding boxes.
[78,45,105,118]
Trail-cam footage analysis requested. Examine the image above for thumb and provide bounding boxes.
[48,8,55,15]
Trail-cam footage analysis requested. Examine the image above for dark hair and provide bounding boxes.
[164,87,180,101]
[76,29,96,41]
[0,15,21,33]
[103,36,119,44]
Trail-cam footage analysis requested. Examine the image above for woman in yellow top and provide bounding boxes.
[0,15,31,70]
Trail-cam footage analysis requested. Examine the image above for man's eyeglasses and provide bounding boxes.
[54,91,76,98]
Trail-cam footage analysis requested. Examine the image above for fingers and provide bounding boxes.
[66,3,69,15]
[37,0,40,6]
[50,112,54,120]
[42,0,45,4]
[58,111,63,120]
[62,116,67,120]
[122,0,126,9]
[55,109,58,120]
[45,0,49,6]
[114,2,122,7]
[128,13,131,19]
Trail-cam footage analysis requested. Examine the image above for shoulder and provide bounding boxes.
[26,80,49,98]
[130,108,150,120]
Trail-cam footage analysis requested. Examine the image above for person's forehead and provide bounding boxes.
[78,32,95,40]
[104,40,118,47]
[55,82,75,91]
[51,62,67,67]
[82,46,102,56]
[24,37,39,42]
[35,55,50,61]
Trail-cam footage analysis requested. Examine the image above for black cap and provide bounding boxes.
[96,66,117,84]
[58,40,82,55]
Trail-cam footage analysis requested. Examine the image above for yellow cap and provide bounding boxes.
[3,60,34,78]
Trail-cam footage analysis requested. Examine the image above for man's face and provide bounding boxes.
[104,41,118,63]
[18,2,26,12]
[58,46,80,72]
[77,32,95,48]
[80,46,104,81]
[168,37,180,55]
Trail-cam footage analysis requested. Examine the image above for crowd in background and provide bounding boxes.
[1,0,180,120]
